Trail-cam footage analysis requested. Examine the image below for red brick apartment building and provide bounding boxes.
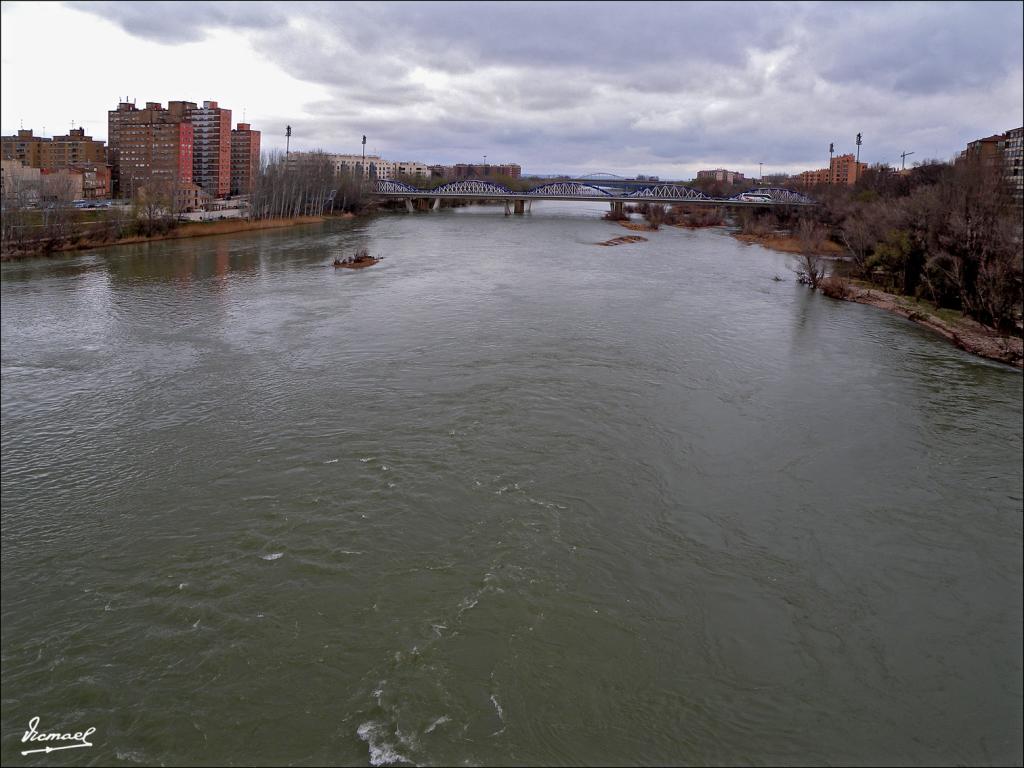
[230,122,261,196]
[795,153,867,188]
[108,100,195,199]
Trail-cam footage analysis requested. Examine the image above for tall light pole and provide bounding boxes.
[759,162,763,183]
[286,125,291,159]
[828,142,834,184]
[855,132,862,183]
[361,134,367,192]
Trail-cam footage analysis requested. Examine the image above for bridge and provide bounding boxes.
[372,179,814,215]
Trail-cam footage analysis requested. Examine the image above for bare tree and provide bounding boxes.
[793,218,827,288]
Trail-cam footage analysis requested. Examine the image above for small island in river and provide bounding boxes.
[334,248,382,269]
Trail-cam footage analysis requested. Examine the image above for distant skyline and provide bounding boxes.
[2,1,1022,178]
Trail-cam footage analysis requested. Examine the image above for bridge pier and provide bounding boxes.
[513,200,525,216]
[504,201,512,216]
[610,201,624,217]
[405,198,415,213]
[432,197,441,211]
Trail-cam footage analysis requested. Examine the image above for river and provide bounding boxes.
[2,202,1021,766]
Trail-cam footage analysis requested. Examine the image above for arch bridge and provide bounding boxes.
[373,179,814,214]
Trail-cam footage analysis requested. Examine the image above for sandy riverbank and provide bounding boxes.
[1,216,328,261]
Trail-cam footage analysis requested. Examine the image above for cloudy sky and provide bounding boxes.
[2,1,1022,178]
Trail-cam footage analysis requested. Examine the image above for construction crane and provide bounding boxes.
[900,150,915,170]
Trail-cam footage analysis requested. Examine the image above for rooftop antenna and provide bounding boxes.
[900,150,915,170]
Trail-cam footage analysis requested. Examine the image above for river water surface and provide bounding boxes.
[2,203,1022,766]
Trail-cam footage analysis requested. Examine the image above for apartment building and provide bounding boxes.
[959,126,1024,203]
[1,127,106,169]
[1,129,45,166]
[108,100,195,199]
[1001,127,1023,202]
[795,153,867,188]
[189,101,232,198]
[432,163,522,180]
[324,154,395,180]
[230,122,261,196]
[394,161,431,180]
[696,168,745,184]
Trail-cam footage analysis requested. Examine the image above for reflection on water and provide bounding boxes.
[1,204,1021,766]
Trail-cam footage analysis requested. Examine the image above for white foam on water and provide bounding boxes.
[360,457,374,462]
[424,715,451,734]
[456,596,479,617]
[490,694,504,721]
[260,552,284,561]
[324,458,339,464]
[357,720,411,767]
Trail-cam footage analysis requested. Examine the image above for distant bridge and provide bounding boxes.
[372,179,814,214]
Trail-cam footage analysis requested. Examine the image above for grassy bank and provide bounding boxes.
[1,216,328,262]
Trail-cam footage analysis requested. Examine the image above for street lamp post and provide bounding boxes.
[286,125,291,159]
[361,134,366,192]
[828,142,834,184]
[759,162,763,183]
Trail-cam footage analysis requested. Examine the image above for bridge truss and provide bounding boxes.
[625,185,710,201]
[526,181,611,197]
[373,179,815,205]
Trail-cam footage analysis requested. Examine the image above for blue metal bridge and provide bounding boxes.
[372,179,815,212]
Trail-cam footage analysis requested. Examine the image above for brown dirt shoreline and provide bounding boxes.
[732,229,1022,368]
[1,216,329,262]
[618,221,659,233]
[843,282,1022,368]
[732,231,845,255]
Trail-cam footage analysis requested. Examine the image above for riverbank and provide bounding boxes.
[732,228,1022,367]
[838,280,1023,368]
[732,230,845,255]
[0,216,328,262]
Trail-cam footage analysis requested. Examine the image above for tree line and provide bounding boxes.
[740,158,1023,333]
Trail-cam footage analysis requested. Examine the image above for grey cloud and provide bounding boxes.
[68,1,1024,176]
[71,0,285,43]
